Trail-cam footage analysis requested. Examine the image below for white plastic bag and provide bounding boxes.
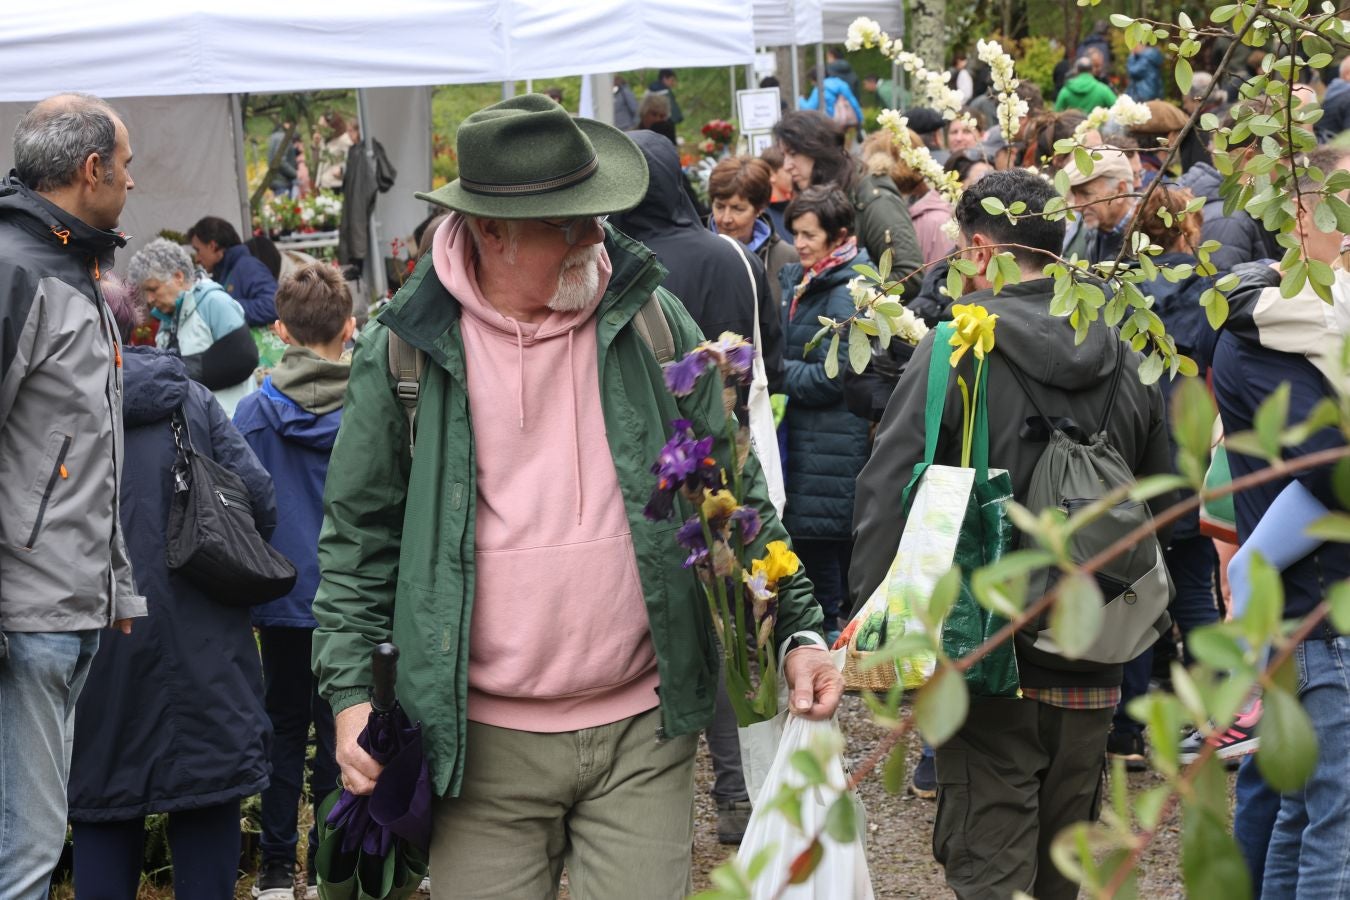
[737,633,835,804]
[737,714,875,899]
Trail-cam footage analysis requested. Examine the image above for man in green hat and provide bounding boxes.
[312,94,841,896]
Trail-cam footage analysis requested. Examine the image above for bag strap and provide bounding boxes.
[169,404,196,494]
[632,293,676,364]
[387,329,424,455]
[902,322,991,507]
[716,234,768,389]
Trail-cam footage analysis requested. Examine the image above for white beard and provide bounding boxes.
[547,244,603,311]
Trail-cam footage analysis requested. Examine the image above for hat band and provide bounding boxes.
[458,155,599,197]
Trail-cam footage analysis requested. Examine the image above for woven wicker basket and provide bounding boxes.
[842,625,900,692]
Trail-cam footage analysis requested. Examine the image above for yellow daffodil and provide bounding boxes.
[948,303,999,367]
[751,540,801,587]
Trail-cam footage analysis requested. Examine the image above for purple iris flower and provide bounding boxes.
[643,420,719,522]
[676,516,708,567]
[663,354,711,397]
[731,506,762,543]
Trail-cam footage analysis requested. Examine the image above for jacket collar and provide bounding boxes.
[0,172,127,264]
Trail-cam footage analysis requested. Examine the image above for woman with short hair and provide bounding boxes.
[707,155,799,309]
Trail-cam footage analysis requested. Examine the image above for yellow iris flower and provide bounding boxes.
[948,303,999,367]
[701,490,739,521]
[751,540,801,587]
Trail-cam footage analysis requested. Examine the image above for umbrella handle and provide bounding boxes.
[371,642,399,713]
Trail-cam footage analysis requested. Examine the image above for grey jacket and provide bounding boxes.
[0,174,145,631]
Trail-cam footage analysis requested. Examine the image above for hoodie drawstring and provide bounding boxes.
[510,319,526,431]
[568,329,582,525]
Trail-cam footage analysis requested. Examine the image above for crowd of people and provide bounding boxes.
[2,22,1350,900]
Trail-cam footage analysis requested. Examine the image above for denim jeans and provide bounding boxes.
[1113,537,1218,737]
[257,627,338,870]
[1261,634,1350,898]
[1235,755,1281,898]
[0,630,99,900]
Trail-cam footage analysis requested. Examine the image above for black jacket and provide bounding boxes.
[68,348,274,821]
[851,278,1173,690]
[779,255,874,540]
[614,131,784,391]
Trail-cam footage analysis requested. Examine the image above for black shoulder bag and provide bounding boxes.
[166,406,297,606]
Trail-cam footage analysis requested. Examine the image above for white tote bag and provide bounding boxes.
[718,233,786,517]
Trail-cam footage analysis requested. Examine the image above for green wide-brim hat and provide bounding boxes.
[416,93,649,219]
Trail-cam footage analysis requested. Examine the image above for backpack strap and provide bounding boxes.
[1002,338,1127,441]
[387,329,425,455]
[1096,339,1127,437]
[633,293,675,364]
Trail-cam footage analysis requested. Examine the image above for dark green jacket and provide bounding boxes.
[312,227,823,798]
[852,171,924,301]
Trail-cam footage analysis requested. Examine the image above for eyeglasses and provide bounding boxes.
[539,215,608,245]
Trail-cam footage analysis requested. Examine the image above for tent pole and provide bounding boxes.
[355,89,388,303]
[816,42,824,86]
[229,94,251,239]
[525,78,533,94]
[730,66,737,112]
[501,81,516,101]
[791,44,801,103]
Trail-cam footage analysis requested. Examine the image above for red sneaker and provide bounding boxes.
[1179,699,1261,764]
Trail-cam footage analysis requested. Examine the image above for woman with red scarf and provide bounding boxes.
[777,186,873,642]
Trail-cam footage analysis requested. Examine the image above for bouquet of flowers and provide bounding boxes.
[257,190,344,237]
[644,333,799,727]
[699,119,736,159]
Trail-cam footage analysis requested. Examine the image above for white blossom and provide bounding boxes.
[845,17,884,51]
[1073,95,1153,141]
[976,39,1026,142]
[941,219,962,241]
[890,306,930,345]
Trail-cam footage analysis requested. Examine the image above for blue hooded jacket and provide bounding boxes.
[214,242,278,326]
[233,346,348,627]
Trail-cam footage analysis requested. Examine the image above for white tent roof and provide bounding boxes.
[752,0,823,48]
[0,0,756,102]
[820,0,903,43]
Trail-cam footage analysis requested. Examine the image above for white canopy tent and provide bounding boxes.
[0,1,757,280]
[752,0,824,100]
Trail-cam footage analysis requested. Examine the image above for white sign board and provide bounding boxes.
[737,88,783,134]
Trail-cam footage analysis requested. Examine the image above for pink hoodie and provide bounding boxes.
[432,216,659,732]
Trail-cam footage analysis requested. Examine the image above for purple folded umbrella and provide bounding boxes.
[325,644,432,857]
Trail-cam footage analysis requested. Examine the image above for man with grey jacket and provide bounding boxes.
[0,93,145,900]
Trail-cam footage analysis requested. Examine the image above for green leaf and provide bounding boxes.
[787,839,824,885]
[851,263,882,282]
[825,794,858,843]
[947,265,965,302]
[878,248,893,282]
[950,257,979,277]
[1281,261,1309,299]
[1181,799,1251,899]
[1137,352,1165,385]
[925,566,962,626]
[1314,198,1338,235]
[980,197,1006,215]
[1204,289,1230,330]
[1257,685,1319,792]
[1187,624,1249,671]
[1054,167,1071,198]
[790,749,827,785]
[1253,383,1290,458]
[970,549,1055,617]
[1109,13,1132,26]
[882,743,908,794]
[1331,580,1350,634]
[1073,146,1094,180]
[1175,57,1194,94]
[914,663,969,747]
[1051,572,1104,659]
[1304,513,1350,543]
[1135,784,1172,830]
[847,322,870,375]
[1171,377,1217,482]
[823,332,840,378]
[1307,52,1334,70]
[1129,474,1189,502]
[1240,552,1284,649]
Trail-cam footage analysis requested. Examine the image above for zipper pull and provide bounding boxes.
[59,464,68,479]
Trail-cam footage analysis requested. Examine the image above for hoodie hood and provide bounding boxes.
[0,172,126,264]
[268,345,350,415]
[967,277,1120,390]
[709,214,773,253]
[1062,72,1107,101]
[251,377,343,450]
[121,346,190,427]
[610,130,702,239]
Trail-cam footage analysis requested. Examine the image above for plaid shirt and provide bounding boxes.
[1021,685,1122,711]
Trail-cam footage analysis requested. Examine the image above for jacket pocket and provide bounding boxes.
[22,432,72,550]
